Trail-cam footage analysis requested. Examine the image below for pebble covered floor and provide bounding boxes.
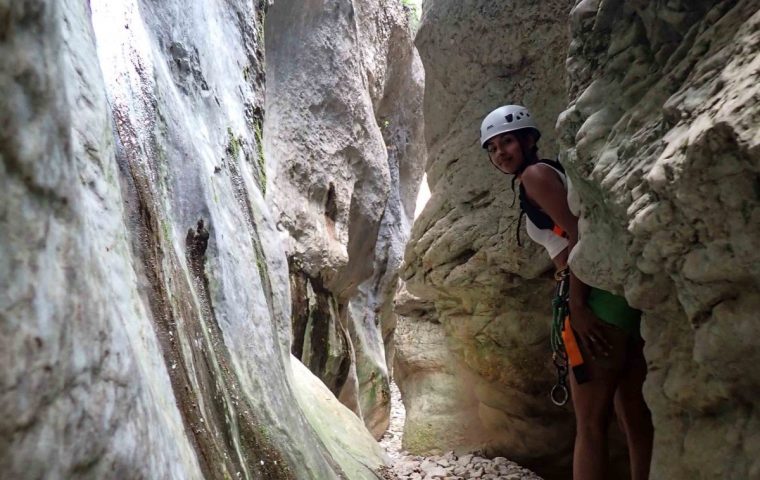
[378,382,544,480]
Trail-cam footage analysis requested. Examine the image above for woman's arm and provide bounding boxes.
[520,164,611,357]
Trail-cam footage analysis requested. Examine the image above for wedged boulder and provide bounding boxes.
[265,0,425,437]
[0,0,386,478]
[393,287,481,454]
[398,0,576,475]
[291,356,389,480]
[558,1,760,478]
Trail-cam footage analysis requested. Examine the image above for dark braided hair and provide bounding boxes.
[501,129,540,246]
[508,129,540,205]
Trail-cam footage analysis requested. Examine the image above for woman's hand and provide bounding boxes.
[569,302,612,358]
[520,163,612,358]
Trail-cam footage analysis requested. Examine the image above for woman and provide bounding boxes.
[480,105,653,480]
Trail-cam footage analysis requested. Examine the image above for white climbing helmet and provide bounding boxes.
[480,105,541,148]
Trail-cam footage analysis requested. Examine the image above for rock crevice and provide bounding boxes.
[265,0,425,438]
[1,0,408,478]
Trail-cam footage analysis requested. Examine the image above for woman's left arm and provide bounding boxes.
[520,165,612,357]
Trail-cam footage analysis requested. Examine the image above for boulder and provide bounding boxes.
[393,287,481,454]
[558,1,760,478]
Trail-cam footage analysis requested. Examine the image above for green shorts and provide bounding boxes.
[574,288,644,375]
[587,287,641,335]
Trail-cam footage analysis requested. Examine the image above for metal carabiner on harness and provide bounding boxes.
[550,382,569,406]
[551,350,570,406]
[550,267,571,406]
[554,266,570,296]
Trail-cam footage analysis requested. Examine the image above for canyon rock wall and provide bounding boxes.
[265,0,425,438]
[399,0,577,475]
[0,0,387,478]
[559,1,760,478]
[402,0,760,478]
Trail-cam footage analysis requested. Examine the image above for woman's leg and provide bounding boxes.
[614,339,653,480]
[569,320,632,480]
[570,364,619,480]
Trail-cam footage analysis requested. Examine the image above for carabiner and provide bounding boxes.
[550,383,569,407]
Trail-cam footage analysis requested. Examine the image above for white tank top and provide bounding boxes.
[524,164,570,260]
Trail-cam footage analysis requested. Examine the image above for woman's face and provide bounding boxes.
[486,132,526,175]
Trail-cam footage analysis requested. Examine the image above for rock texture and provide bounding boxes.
[0,0,387,478]
[398,0,576,475]
[388,451,544,480]
[393,286,482,456]
[265,0,425,438]
[558,1,760,478]
[292,355,389,479]
[380,381,544,480]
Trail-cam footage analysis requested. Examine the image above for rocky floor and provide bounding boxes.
[378,382,543,480]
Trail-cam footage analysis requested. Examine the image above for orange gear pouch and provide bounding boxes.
[562,316,590,384]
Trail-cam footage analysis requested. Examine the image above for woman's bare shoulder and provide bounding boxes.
[521,163,564,189]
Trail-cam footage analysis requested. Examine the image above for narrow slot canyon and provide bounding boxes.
[2,1,759,480]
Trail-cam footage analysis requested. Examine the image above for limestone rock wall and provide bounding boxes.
[265,0,425,438]
[399,0,576,474]
[558,1,760,478]
[402,0,760,478]
[0,0,386,478]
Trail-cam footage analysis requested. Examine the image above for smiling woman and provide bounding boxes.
[486,133,530,175]
[481,104,653,480]
[481,105,542,176]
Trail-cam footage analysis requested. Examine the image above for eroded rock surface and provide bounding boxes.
[380,380,545,480]
[265,0,425,438]
[398,0,576,475]
[558,1,760,478]
[0,0,387,478]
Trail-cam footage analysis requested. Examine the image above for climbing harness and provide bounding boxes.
[550,267,590,406]
[550,267,571,406]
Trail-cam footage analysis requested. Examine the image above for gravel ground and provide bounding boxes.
[378,382,544,480]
